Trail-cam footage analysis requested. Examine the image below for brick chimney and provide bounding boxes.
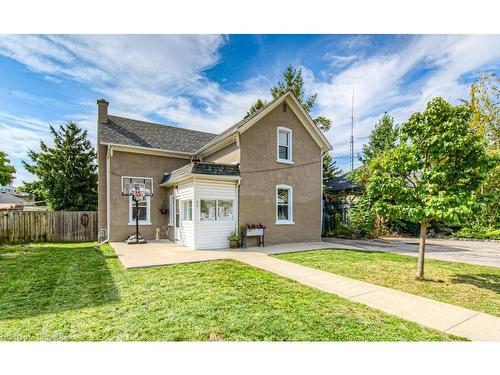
[97,99,109,124]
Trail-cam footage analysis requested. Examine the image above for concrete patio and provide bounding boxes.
[110,240,500,341]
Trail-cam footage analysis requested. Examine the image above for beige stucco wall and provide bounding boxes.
[204,141,240,164]
[100,149,189,242]
[239,103,322,245]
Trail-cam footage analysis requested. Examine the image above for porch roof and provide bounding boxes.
[160,162,240,186]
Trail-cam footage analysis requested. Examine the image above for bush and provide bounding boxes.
[326,224,354,238]
[454,226,500,240]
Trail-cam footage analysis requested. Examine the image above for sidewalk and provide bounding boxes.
[112,241,500,341]
[231,253,500,341]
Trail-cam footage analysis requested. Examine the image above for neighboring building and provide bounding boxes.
[0,188,35,210]
[97,90,332,248]
[324,173,363,225]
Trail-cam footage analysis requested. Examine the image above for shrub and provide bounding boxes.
[454,226,500,240]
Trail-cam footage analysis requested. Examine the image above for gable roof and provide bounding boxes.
[196,90,332,157]
[100,115,217,154]
[160,162,240,185]
[99,91,332,157]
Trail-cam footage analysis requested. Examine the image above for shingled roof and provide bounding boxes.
[161,162,240,185]
[100,115,218,154]
[326,173,363,193]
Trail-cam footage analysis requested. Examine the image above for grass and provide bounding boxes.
[0,243,461,341]
[275,249,500,317]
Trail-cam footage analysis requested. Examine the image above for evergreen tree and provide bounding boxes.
[248,65,332,132]
[360,113,399,164]
[322,152,341,199]
[23,122,97,211]
[0,150,16,186]
[247,98,267,116]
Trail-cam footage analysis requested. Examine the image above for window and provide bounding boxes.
[200,199,233,221]
[276,185,293,224]
[217,200,233,220]
[181,200,193,221]
[200,199,216,221]
[128,195,151,225]
[277,127,293,163]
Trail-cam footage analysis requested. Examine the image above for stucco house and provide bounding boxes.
[97,91,332,249]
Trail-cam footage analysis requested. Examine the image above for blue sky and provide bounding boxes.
[0,34,499,186]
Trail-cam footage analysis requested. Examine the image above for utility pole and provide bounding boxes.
[350,88,355,172]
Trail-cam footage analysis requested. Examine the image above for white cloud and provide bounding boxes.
[306,35,500,170]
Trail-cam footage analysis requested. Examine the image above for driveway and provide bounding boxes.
[322,237,500,267]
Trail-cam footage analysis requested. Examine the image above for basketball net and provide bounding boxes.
[132,185,146,201]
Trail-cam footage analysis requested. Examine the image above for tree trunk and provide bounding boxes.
[416,219,429,280]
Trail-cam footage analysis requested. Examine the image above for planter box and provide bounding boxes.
[246,228,264,236]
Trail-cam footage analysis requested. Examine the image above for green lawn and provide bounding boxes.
[0,243,461,341]
[275,249,500,317]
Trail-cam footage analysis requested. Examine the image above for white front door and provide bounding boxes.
[174,198,181,243]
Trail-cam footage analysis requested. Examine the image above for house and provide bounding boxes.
[0,187,35,211]
[324,172,363,225]
[97,91,332,249]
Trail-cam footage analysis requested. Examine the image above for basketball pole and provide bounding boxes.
[134,196,140,244]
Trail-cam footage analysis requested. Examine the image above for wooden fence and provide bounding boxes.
[0,211,98,243]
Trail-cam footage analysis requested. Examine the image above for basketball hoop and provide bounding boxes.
[121,177,154,245]
[132,184,146,202]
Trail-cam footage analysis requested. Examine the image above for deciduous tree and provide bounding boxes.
[366,98,492,279]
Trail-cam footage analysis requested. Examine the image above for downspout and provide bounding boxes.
[98,144,111,246]
[320,151,324,239]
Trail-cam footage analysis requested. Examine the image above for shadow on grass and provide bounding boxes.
[451,273,500,295]
[0,244,120,320]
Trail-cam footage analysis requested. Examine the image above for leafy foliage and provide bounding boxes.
[468,73,499,149]
[0,151,16,186]
[454,226,500,240]
[367,98,491,225]
[23,122,97,211]
[365,97,493,278]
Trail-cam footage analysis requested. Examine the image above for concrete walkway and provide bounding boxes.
[111,241,500,341]
[323,237,500,267]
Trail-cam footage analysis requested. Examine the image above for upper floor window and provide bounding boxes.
[277,126,293,164]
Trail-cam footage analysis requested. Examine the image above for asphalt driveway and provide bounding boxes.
[322,237,500,267]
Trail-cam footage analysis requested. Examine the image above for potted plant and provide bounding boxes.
[228,230,240,248]
[159,200,168,215]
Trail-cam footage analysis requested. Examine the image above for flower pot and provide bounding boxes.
[246,228,263,236]
[229,239,239,249]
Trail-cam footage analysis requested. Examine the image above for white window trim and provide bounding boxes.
[181,199,193,222]
[275,184,294,225]
[168,195,174,226]
[276,126,294,164]
[128,195,151,225]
